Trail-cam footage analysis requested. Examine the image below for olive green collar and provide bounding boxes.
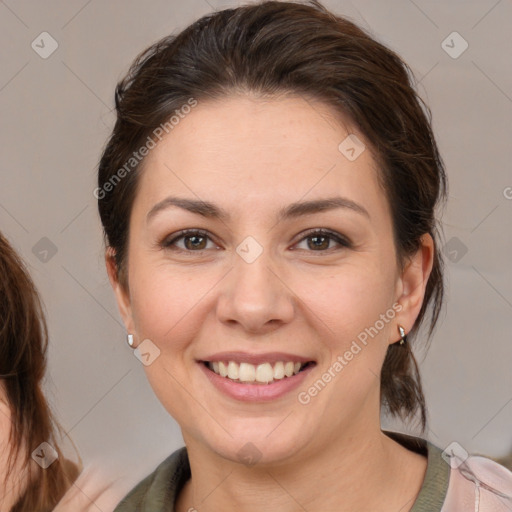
[383,430,450,511]
[114,430,450,511]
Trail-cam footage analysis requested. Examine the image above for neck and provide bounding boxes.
[176,424,427,512]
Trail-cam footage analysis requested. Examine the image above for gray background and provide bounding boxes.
[1,0,511,492]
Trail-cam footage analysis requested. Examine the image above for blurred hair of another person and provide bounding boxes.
[0,231,80,511]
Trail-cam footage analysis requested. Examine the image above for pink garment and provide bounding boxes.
[442,454,512,511]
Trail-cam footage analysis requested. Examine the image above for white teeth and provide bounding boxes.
[239,362,256,382]
[227,361,239,379]
[207,360,309,384]
[273,361,285,379]
[284,361,294,377]
[218,361,228,377]
[256,363,274,383]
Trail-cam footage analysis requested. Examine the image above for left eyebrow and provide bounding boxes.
[277,197,370,222]
[146,195,370,223]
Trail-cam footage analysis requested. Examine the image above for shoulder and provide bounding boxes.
[383,430,512,512]
[441,451,512,511]
[113,446,190,512]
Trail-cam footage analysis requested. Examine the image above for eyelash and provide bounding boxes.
[161,228,352,254]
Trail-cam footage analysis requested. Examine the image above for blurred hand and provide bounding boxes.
[53,465,127,512]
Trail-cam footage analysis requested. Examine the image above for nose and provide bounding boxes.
[216,247,295,334]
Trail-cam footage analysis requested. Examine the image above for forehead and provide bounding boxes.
[135,94,389,223]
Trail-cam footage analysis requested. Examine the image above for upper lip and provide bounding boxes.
[198,352,316,366]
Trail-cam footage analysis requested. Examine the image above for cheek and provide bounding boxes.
[291,259,397,346]
[295,264,397,411]
[128,261,217,350]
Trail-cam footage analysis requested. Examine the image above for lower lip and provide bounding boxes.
[198,362,316,402]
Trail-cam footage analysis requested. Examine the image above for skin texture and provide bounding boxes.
[107,94,434,511]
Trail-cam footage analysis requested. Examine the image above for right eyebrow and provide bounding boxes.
[147,196,231,223]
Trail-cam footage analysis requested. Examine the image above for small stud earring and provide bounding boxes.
[398,325,406,346]
[127,333,134,348]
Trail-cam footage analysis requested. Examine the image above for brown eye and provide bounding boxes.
[294,229,351,252]
[306,234,330,250]
[162,230,216,252]
[183,233,207,250]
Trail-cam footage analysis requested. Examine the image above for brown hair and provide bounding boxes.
[97,0,447,432]
[0,232,80,511]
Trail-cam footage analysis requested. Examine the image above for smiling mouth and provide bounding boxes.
[201,360,316,384]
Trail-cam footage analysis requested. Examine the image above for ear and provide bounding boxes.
[105,247,136,336]
[393,233,435,342]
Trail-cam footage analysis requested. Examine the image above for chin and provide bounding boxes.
[200,423,308,467]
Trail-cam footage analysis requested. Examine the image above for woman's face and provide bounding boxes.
[110,94,430,465]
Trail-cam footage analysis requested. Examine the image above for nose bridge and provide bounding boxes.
[234,241,273,294]
[216,236,294,331]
